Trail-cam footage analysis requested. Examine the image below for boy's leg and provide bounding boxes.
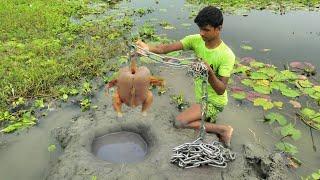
[175,104,201,127]
[187,121,233,147]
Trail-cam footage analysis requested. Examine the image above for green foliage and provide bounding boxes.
[300,108,320,130]
[275,142,298,155]
[303,169,320,180]
[0,111,37,133]
[48,144,56,152]
[281,123,301,141]
[0,0,133,132]
[170,94,189,111]
[186,0,320,14]
[80,98,91,112]
[81,82,92,95]
[264,112,287,126]
[253,98,274,110]
[34,99,45,109]
[231,92,246,100]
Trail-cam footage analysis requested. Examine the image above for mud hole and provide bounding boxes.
[46,67,290,180]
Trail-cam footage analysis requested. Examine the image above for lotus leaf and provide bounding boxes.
[255,80,270,87]
[280,87,300,98]
[231,92,246,100]
[253,98,274,110]
[309,92,320,100]
[270,81,287,90]
[264,112,287,126]
[232,64,251,74]
[250,72,269,80]
[275,142,298,155]
[249,61,265,68]
[257,67,278,78]
[301,108,316,117]
[273,70,298,81]
[253,85,271,95]
[273,101,283,109]
[241,79,254,87]
[281,123,301,141]
[313,86,320,92]
[302,87,316,96]
[295,79,313,88]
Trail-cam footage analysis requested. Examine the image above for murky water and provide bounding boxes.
[91,131,147,163]
[0,0,319,180]
[0,105,79,180]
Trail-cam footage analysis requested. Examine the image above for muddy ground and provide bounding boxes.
[45,64,293,180]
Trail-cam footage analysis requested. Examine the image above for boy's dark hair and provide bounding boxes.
[194,6,223,28]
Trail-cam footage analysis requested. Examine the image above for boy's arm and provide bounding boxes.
[136,40,183,54]
[204,62,229,95]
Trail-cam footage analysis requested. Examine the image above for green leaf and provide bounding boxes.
[295,79,313,88]
[250,72,269,80]
[253,85,271,94]
[270,81,287,90]
[281,123,301,140]
[301,108,316,117]
[48,144,56,152]
[232,65,251,74]
[34,99,45,108]
[275,142,298,155]
[62,94,68,101]
[231,92,246,100]
[264,112,287,126]
[69,88,79,96]
[280,87,300,98]
[274,70,298,81]
[241,79,254,87]
[313,86,320,92]
[253,98,274,110]
[273,101,283,109]
[249,61,265,68]
[257,67,278,78]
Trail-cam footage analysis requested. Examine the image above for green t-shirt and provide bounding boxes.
[180,34,235,107]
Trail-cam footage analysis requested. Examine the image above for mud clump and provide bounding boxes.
[242,143,288,180]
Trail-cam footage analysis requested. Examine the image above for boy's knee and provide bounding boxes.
[174,117,186,128]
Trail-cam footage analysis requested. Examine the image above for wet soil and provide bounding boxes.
[45,66,291,180]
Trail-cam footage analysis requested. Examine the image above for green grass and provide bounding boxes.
[0,0,133,131]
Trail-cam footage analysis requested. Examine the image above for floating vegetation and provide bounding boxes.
[186,0,320,15]
[230,56,318,165]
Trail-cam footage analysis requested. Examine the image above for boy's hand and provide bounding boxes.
[203,62,215,73]
[135,40,149,56]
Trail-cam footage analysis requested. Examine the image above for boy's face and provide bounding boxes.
[199,25,221,42]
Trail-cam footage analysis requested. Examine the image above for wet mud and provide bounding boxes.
[46,67,291,180]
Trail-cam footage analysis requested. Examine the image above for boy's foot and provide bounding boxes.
[117,112,123,118]
[219,126,233,147]
[142,111,147,117]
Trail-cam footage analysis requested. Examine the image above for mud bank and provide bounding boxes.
[46,67,290,180]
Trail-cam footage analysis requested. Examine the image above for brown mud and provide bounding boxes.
[46,66,291,180]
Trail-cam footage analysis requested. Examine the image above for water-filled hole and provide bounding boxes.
[91,131,147,163]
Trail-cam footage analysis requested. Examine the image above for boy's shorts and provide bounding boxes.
[205,103,224,123]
